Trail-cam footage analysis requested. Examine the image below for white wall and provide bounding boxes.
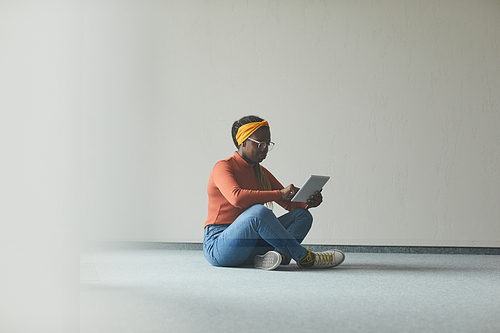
[78,0,500,247]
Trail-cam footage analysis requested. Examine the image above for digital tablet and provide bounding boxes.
[291,175,330,202]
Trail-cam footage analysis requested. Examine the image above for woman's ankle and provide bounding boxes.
[297,248,315,268]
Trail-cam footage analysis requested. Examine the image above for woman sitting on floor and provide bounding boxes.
[203,115,345,270]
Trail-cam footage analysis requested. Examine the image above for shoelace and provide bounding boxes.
[315,251,335,265]
[303,248,314,263]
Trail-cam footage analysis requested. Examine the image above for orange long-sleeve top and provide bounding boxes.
[205,152,306,228]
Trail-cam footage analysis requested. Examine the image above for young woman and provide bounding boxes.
[203,115,345,270]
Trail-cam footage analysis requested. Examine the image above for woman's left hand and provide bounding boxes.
[306,190,323,208]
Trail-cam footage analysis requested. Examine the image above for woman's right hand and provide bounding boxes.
[280,184,299,200]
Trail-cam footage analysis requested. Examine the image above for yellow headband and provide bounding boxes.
[236,120,270,146]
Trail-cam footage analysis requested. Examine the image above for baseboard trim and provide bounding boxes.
[83,241,500,255]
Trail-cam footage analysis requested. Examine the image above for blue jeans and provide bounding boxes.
[203,204,312,267]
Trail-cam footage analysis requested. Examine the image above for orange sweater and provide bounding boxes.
[205,152,306,227]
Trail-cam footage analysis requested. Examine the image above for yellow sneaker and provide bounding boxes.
[297,248,345,268]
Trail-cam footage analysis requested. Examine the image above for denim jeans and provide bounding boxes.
[203,204,312,267]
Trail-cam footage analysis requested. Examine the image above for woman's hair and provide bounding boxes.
[231,115,264,148]
[231,116,273,207]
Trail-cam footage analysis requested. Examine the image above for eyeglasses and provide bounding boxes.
[247,137,275,151]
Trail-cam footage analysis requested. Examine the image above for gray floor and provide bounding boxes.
[81,249,500,333]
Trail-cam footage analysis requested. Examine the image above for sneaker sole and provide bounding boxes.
[254,251,282,270]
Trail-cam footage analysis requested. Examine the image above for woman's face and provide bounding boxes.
[239,126,271,164]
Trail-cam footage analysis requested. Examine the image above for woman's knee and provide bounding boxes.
[244,204,278,229]
[293,207,312,219]
[247,204,274,218]
[296,208,313,227]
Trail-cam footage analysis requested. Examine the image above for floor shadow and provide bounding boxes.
[269,261,498,274]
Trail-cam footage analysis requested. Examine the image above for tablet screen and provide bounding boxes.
[291,175,330,202]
